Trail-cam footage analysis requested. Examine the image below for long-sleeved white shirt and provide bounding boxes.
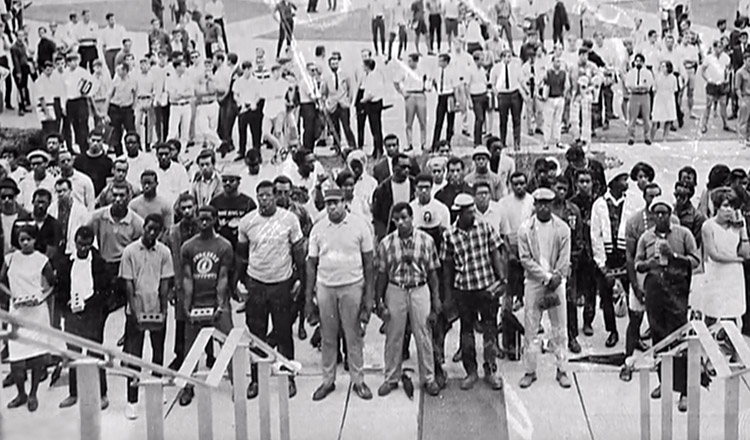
[591,191,626,269]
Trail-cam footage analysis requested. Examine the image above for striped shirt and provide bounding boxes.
[377,228,440,287]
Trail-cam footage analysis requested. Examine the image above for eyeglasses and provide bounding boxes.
[0,194,15,200]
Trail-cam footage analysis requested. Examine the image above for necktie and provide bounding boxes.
[636,67,640,86]
[504,63,510,90]
[334,71,339,90]
[530,63,535,97]
[440,68,444,93]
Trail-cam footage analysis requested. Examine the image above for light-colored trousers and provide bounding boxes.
[195,101,221,148]
[627,93,651,141]
[169,103,192,148]
[135,102,155,146]
[523,280,568,374]
[384,283,435,385]
[525,95,543,132]
[404,93,427,148]
[570,95,592,143]
[543,97,565,146]
[318,280,365,386]
[738,96,750,142]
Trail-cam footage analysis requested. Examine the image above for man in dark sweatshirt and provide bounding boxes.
[73,129,114,196]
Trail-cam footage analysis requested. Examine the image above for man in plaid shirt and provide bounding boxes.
[375,202,442,397]
[441,193,508,391]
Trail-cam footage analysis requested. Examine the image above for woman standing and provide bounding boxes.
[0,225,56,412]
[699,188,750,322]
[651,60,679,141]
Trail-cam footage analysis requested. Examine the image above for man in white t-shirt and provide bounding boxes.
[700,40,732,133]
[410,173,450,231]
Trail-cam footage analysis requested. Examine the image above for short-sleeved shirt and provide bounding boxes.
[440,219,502,291]
[377,229,440,287]
[119,240,174,315]
[180,234,233,306]
[129,194,174,229]
[210,193,257,249]
[309,213,374,287]
[237,208,302,283]
[89,208,144,263]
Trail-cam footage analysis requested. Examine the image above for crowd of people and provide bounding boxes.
[0,0,749,428]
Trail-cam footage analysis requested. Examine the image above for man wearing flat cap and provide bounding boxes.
[19,150,58,211]
[441,193,507,391]
[465,145,504,201]
[518,188,572,389]
[634,196,699,412]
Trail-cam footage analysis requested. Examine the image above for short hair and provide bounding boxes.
[140,169,158,181]
[55,178,72,190]
[124,131,140,143]
[446,156,464,169]
[510,171,527,183]
[144,213,165,229]
[707,164,731,190]
[473,181,492,193]
[32,188,52,201]
[113,157,129,169]
[630,162,656,182]
[227,52,239,64]
[674,180,695,198]
[196,149,216,164]
[678,166,697,182]
[383,133,400,145]
[415,173,434,186]
[46,132,64,144]
[273,175,293,187]
[662,60,674,74]
[155,142,172,153]
[438,53,451,63]
[256,180,274,193]
[392,153,410,167]
[197,205,217,217]
[315,45,325,57]
[434,139,451,152]
[74,225,95,242]
[111,181,131,193]
[173,59,186,68]
[177,192,197,206]
[565,145,585,162]
[553,175,570,187]
[363,59,376,70]
[16,224,39,240]
[575,168,592,181]
[391,202,413,218]
[643,182,661,196]
[335,169,355,187]
[485,136,501,148]
[711,187,740,210]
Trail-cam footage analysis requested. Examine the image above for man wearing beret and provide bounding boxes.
[517,188,572,389]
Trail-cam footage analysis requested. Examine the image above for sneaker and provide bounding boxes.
[459,372,479,390]
[519,373,537,389]
[377,381,397,397]
[556,370,572,389]
[125,403,138,420]
[59,395,77,408]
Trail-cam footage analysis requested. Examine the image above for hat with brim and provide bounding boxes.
[0,177,19,195]
[649,196,673,212]
[472,145,491,160]
[532,188,556,202]
[452,193,475,211]
[323,188,344,202]
[27,150,51,162]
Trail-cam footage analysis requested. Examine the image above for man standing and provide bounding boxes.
[75,9,98,71]
[490,49,527,150]
[394,54,429,152]
[368,0,387,56]
[34,61,66,135]
[234,61,263,160]
[62,52,93,152]
[192,149,222,207]
[58,151,95,211]
[306,188,375,401]
[237,180,304,399]
[274,0,296,59]
[542,54,569,150]
[18,150,57,211]
[625,53,654,146]
[210,171,256,248]
[735,52,750,146]
[73,130,113,196]
[465,146,504,201]
[441,193,506,390]
[411,173,450,232]
[372,153,416,240]
[376,202,441,397]
[700,40,732,134]
[120,213,173,419]
[434,157,472,211]
[466,51,489,147]
[517,188,573,389]
[154,142,190,207]
[152,50,172,144]
[177,206,235,406]
[492,0,515,54]
[134,58,156,149]
[51,178,91,257]
[129,170,174,230]
[100,13,127,76]
[194,58,221,150]
[106,62,137,157]
[123,132,158,191]
[323,56,356,151]
[432,54,460,149]
[634,197,700,412]
[167,59,195,150]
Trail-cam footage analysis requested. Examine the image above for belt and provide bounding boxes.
[94,98,107,103]
[405,90,425,94]
[389,281,426,290]
[137,96,152,100]
[631,91,649,95]
[109,103,133,109]
[171,100,191,106]
[439,93,453,97]
[470,92,488,97]
[198,98,216,105]
[497,90,520,95]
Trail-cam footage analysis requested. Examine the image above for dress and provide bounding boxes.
[651,73,677,123]
[5,251,52,362]
[698,218,746,318]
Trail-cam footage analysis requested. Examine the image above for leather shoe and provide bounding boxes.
[677,394,687,412]
[288,377,297,398]
[312,383,336,401]
[556,370,572,389]
[519,373,537,389]
[583,324,594,336]
[619,365,633,382]
[452,348,462,363]
[2,373,14,388]
[484,374,504,390]
[100,396,109,411]
[246,382,259,400]
[50,364,62,386]
[377,381,397,397]
[27,396,38,412]
[459,373,479,390]
[605,332,619,348]
[298,326,307,340]
[650,386,661,399]
[353,382,372,400]
[7,394,27,409]
[424,381,440,396]
[179,387,194,406]
[59,396,77,408]
[569,338,582,354]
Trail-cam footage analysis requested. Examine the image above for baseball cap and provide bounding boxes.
[323,188,344,202]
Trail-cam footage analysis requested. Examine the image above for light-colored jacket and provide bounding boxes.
[50,199,91,256]
[518,214,571,285]
[591,191,625,269]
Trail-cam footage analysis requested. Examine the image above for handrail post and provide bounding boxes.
[232,345,249,440]
[143,380,165,440]
[257,359,272,440]
[75,359,102,440]
[687,336,702,440]
[197,384,214,440]
[640,368,650,440]
[661,354,674,440]
[725,375,740,440]
[277,373,291,440]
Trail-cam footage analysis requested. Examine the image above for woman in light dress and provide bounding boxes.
[699,188,750,323]
[0,224,56,412]
[651,60,678,141]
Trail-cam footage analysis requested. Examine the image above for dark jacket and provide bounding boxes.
[372,156,421,184]
[372,176,416,239]
[55,248,112,313]
[564,159,607,200]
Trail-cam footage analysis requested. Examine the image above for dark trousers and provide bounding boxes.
[0,55,12,107]
[592,267,618,333]
[65,98,90,153]
[183,309,233,377]
[496,18,514,53]
[65,301,108,398]
[154,105,170,143]
[357,100,383,157]
[535,15,546,45]
[471,94,488,146]
[41,119,62,136]
[108,104,135,156]
[216,18,229,52]
[307,0,318,12]
[12,65,30,108]
[300,102,321,150]
[104,49,118,78]
[567,261,579,339]
[502,258,524,353]
[237,108,263,156]
[433,95,455,148]
[123,314,166,403]
[428,13,442,51]
[578,258,599,327]
[328,105,356,148]
[497,91,523,148]
[244,277,295,381]
[553,28,564,46]
[276,20,294,58]
[78,46,98,72]
[388,26,408,60]
[602,85,614,120]
[742,261,750,335]
[218,100,238,144]
[371,17,386,55]
[644,273,688,394]
[456,288,499,375]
